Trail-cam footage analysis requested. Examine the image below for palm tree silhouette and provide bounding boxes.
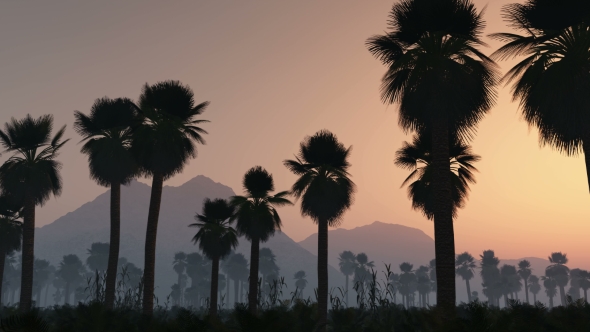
[499,265,521,307]
[517,260,532,304]
[546,252,570,306]
[259,247,280,292]
[366,0,497,309]
[0,114,68,312]
[338,250,357,306]
[529,275,541,304]
[0,195,21,309]
[85,242,110,273]
[492,1,590,191]
[189,198,238,316]
[57,254,86,305]
[416,265,431,307]
[32,259,51,306]
[395,131,480,220]
[74,97,139,309]
[226,252,249,306]
[294,270,308,299]
[480,250,501,306]
[220,251,234,308]
[130,81,209,316]
[578,270,590,302]
[399,262,416,308]
[185,252,208,306]
[284,130,355,329]
[455,252,477,302]
[230,166,291,313]
[568,268,584,301]
[172,252,188,306]
[542,275,558,309]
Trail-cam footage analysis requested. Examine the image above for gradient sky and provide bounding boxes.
[1,1,589,269]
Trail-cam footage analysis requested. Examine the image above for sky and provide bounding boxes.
[1,1,589,269]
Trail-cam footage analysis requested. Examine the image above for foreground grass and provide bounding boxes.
[2,300,590,331]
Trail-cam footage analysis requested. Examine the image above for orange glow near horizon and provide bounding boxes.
[0,0,589,270]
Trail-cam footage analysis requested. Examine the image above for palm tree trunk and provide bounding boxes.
[345,274,349,307]
[533,293,536,303]
[559,286,565,306]
[105,181,121,310]
[234,277,239,306]
[44,283,49,307]
[317,220,329,332]
[0,250,5,309]
[176,273,182,306]
[248,235,260,314]
[524,279,529,304]
[64,282,70,305]
[19,195,35,312]
[583,289,587,302]
[142,173,164,316]
[226,273,230,308]
[430,115,456,314]
[549,295,553,309]
[210,256,219,316]
[466,279,472,302]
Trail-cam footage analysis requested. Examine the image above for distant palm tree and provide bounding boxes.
[517,260,532,304]
[32,259,51,306]
[190,198,238,316]
[185,252,208,306]
[395,131,480,220]
[568,268,584,301]
[57,254,86,305]
[0,195,22,309]
[492,1,590,191]
[74,97,139,309]
[542,275,558,309]
[399,262,416,308]
[86,242,110,273]
[172,252,188,305]
[220,251,234,307]
[259,247,280,291]
[338,250,357,306]
[294,270,308,299]
[131,81,209,316]
[499,265,521,307]
[416,265,431,307]
[226,253,249,306]
[0,114,68,312]
[529,275,541,304]
[284,130,355,330]
[480,250,501,306]
[578,270,590,302]
[546,252,569,306]
[455,252,477,302]
[230,166,292,313]
[366,0,497,310]
[429,259,437,303]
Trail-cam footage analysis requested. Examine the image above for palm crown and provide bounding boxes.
[190,198,238,260]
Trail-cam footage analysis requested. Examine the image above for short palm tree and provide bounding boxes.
[546,252,570,306]
[85,242,110,272]
[455,252,477,302]
[366,0,497,309]
[173,252,188,305]
[517,260,532,304]
[480,250,501,306]
[131,81,209,316]
[395,130,480,220]
[399,262,416,308]
[230,166,292,313]
[57,254,86,305]
[189,198,238,317]
[74,97,139,308]
[338,250,357,306]
[578,270,590,302]
[226,253,249,306]
[0,114,68,311]
[542,275,558,308]
[0,195,21,309]
[529,275,541,303]
[294,270,308,299]
[492,1,590,192]
[499,265,520,307]
[416,265,432,307]
[284,130,355,330]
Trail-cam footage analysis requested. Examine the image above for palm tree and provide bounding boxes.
[480,250,501,306]
[284,130,355,329]
[568,268,584,301]
[32,259,51,306]
[542,275,558,309]
[429,259,437,303]
[0,114,68,312]
[529,275,541,303]
[499,265,521,307]
[416,265,431,307]
[86,242,110,273]
[259,247,280,291]
[226,253,249,306]
[395,130,480,221]
[492,1,590,192]
[57,254,86,305]
[230,166,292,313]
[172,252,188,306]
[578,270,590,302]
[130,81,209,315]
[185,252,208,306]
[294,270,308,299]
[366,0,497,310]
[546,252,569,306]
[0,195,21,309]
[338,250,357,306]
[220,251,234,307]
[399,262,416,308]
[74,97,139,309]
[517,260,532,304]
[455,252,476,302]
[189,198,238,316]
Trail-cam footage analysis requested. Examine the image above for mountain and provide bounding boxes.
[34,175,343,304]
[299,221,554,305]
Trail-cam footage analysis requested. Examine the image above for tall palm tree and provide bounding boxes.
[172,252,188,305]
[338,250,357,306]
[455,252,476,302]
[74,97,139,309]
[85,242,110,273]
[546,252,569,306]
[542,275,558,309]
[189,198,238,317]
[57,254,86,305]
[130,81,209,316]
[284,130,355,329]
[0,195,21,309]
[529,275,541,303]
[366,0,497,309]
[294,270,308,299]
[492,1,590,191]
[230,166,292,313]
[0,114,68,312]
[517,260,532,304]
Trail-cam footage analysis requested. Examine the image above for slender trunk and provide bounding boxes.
[44,283,49,307]
[142,173,164,316]
[64,282,70,305]
[234,277,239,306]
[226,273,230,308]
[559,286,565,306]
[19,195,35,312]
[248,235,260,314]
[514,291,518,301]
[176,273,182,306]
[533,293,537,303]
[0,251,5,309]
[504,294,508,308]
[466,279,472,302]
[345,274,349,307]
[583,289,588,303]
[549,295,553,309]
[210,256,219,316]
[431,115,455,313]
[105,182,121,309]
[240,281,244,303]
[524,279,529,304]
[317,220,328,332]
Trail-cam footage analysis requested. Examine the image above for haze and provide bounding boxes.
[1,0,588,269]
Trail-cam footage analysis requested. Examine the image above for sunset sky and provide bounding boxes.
[1,1,589,269]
